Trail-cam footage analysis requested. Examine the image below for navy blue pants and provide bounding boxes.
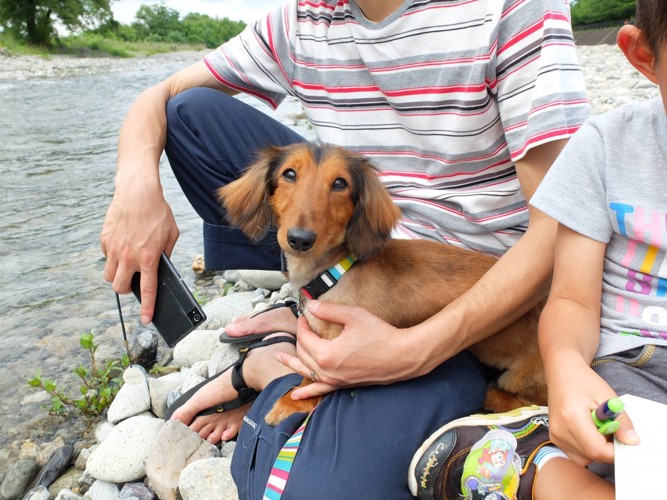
[231,356,486,500]
[165,88,488,499]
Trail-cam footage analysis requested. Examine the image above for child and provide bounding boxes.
[409,1,667,497]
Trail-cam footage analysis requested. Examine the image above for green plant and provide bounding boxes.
[28,332,130,416]
[0,0,114,46]
[192,290,209,305]
[570,0,635,26]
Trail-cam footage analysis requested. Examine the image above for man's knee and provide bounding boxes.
[166,87,235,132]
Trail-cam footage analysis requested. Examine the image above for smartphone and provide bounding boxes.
[131,253,207,347]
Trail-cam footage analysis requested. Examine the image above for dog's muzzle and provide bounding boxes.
[287,228,316,252]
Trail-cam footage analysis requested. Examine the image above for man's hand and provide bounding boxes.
[101,176,179,324]
[275,300,425,400]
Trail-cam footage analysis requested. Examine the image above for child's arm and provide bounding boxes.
[538,224,635,466]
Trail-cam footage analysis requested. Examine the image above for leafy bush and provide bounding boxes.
[571,0,636,26]
[28,332,130,416]
[1,1,245,52]
[60,33,133,57]
[58,33,204,57]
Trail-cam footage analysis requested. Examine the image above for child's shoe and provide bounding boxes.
[408,406,551,500]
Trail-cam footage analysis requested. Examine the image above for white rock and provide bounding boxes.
[278,282,294,300]
[172,329,225,367]
[252,302,270,314]
[237,270,288,290]
[178,457,238,500]
[145,420,220,500]
[83,480,120,499]
[94,422,115,444]
[107,366,151,424]
[85,415,164,483]
[22,485,50,500]
[54,490,84,500]
[74,447,93,471]
[19,441,40,460]
[208,345,239,378]
[179,370,205,394]
[220,441,236,458]
[190,360,210,378]
[250,294,266,306]
[222,270,241,283]
[201,292,256,330]
[233,280,254,292]
[147,371,185,418]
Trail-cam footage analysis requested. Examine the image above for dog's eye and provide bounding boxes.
[332,178,348,191]
[282,169,297,182]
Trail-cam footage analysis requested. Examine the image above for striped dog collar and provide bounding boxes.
[300,255,357,300]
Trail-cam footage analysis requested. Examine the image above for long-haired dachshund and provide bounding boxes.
[218,143,546,425]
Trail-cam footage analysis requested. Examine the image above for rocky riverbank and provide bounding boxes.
[0,49,208,82]
[2,269,290,500]
[576,44,659,114]
[0,44,660,500]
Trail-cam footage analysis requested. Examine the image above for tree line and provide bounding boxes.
[570,0,636,27]
[0,1,246,48]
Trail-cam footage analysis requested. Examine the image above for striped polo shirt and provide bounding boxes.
[204,0,591,256]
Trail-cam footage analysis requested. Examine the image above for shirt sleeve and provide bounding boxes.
[530,118,613,243]
[492,0,591,161]
[203,3,295,109]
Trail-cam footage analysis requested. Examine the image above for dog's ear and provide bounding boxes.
[217,146,281,241]
[346,156,401,261]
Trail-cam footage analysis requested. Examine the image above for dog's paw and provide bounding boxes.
[264,391,322,426]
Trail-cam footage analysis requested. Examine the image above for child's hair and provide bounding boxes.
[636,0,667,62]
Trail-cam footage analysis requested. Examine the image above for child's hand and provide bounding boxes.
[547,364,638,465]
[612,410,641,446]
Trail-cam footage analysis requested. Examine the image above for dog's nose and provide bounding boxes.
[287,228,316,252]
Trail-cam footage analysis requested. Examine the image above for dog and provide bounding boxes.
[218,142,546,425]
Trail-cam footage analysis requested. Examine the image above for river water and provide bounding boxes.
[0,56,312,448]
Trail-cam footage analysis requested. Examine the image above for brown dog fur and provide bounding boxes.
[218,143,546,425]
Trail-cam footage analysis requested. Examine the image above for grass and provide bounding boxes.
[59,34,205,58]
[0,33,205,58]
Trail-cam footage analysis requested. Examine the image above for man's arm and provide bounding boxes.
[409,139,567,364]
[279,139,568,398]
[101,61,235,323]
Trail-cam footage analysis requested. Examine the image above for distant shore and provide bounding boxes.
[0,49,208,82]
[1,45,659,115]
[574,44,658,114]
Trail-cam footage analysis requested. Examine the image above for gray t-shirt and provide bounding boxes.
[531,99,667,358]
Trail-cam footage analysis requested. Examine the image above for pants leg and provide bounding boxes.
[593,345,667,405]
[165,88,304,270]
[231,352,487,500]
[589,345,667,481]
